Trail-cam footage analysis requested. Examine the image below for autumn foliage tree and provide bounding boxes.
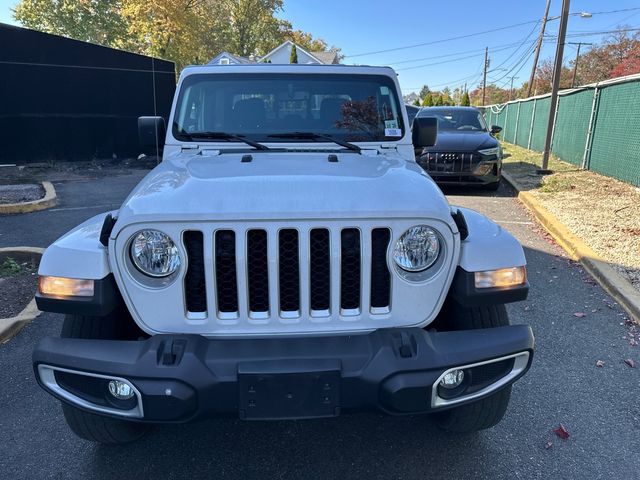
[12,0,339,71]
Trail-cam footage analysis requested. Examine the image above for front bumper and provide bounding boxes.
[33,326,534,422]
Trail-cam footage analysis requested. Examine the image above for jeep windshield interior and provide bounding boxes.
[418,109,487,132]
[172,73,405,143]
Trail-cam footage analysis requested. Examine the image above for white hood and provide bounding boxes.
[114,150,454,228]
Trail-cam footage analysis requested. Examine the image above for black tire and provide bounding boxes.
[59,308,150,445]
[433,302,512,433]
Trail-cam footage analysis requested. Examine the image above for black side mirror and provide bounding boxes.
[490,125,502,135]
[412,117,438,147]
[138,116,166,155]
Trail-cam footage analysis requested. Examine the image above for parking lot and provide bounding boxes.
[0,171,638,480]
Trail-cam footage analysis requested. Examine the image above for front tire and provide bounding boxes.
[59,308,150,445]
[433,302,512,432]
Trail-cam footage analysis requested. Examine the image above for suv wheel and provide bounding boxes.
[59,309,150,444]
[433,302,512,432]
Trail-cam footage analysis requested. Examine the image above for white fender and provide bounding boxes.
[455,207,526,272]
[38,212,114,280]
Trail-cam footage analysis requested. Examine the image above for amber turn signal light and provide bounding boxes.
[38,276,94,297]
[474,267,527,289]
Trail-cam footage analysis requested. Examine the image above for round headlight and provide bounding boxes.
[393,226,440,272]
[130,230,181,277]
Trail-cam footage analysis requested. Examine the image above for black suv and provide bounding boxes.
[415,106,502,190]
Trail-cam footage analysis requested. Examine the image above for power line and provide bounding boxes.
[345,19,540,58]
[394,42,528,72]
[388,41,527,66]
[346,7,640,59]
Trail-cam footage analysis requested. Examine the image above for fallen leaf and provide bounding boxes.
[624,359,636,368]
[595,360,605,367]
[544,441,553,450]
[573,312,586,318]
[591,309,598,313]
[630,339,638,347]
[554,424,570,440]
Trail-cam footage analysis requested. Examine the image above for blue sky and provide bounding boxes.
[2,0,639,94]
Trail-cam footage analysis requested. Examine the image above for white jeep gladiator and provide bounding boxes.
[33,64,534,444]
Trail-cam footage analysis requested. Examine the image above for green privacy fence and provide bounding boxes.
[483,74,640,187]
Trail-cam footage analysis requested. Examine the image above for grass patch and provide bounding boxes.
[0,257,22,277]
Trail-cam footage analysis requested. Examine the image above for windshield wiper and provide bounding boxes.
[177,129,270,150]
[268,132,361,152]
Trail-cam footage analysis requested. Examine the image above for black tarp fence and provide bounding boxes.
[0,23,175,163]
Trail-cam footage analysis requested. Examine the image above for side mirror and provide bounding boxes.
[490,125,502,135]
[138,116,166,155]
[412,117,438,148]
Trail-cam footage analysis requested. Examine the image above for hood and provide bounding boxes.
[114,150,453,226]
[422,131,497,152]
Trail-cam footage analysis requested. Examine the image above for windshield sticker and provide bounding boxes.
[385,128,402,137]
[380,86,390,95]
[385,120,398,129]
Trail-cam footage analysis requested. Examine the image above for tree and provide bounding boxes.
[412,99,421,106]
[12,0,339,72]
[461,91,471,106]
[421,93,433,107]
[419,85,430,100]
[289,43,298,63]
[13,0,130,46]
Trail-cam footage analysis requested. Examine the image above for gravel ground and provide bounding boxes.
[503,144,640,292]
[0,267,38,318]
[0,184,44,205]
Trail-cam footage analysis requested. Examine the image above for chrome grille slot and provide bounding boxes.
[214,230,238,316]
[340,228,361,314]
[183,231,207,314]
[278,229,300,316]
[247,229,269,317]
[309,228,331,315]
[370,228,391,312]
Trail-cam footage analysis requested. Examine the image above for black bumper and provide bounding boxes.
[33,326,534,422]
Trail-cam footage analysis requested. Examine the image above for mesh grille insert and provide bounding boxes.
[247,229,269,313]
[340,228,361,311]
[310,228,331,311]
[370,228,391,309]
[184,231,207,313]
[215,230,238,313]
[279,229,300,312]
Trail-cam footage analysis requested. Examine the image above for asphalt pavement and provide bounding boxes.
[0,172,638,480]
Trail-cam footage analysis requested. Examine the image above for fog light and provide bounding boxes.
[474,266,527,289]
[439,369,465,389]
[108,380,135,400]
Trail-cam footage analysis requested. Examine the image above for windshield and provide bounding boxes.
[172,73,405,143]
[418,108,487,132]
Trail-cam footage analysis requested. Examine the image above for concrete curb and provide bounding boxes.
[502,170,640,323]
[0,247,44,343]
[0,181,57,214]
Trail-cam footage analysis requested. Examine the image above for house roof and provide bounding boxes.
[259,40,325,64]
[207,51,255,65]
[310,50,339,64]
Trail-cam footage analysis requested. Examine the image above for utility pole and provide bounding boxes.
[540,0,570,173]
[482,47,489,106]
[508,76,519,100]
[569,42,592,87]
[527,0,552,97]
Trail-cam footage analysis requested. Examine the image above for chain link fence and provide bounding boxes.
[483,73,640,187]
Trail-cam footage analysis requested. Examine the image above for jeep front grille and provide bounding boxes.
[183,227,392,321]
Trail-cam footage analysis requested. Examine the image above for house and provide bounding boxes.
[403,92,420,105]
[259,40,340,64]
[207,51,254,66]
[208,41,340,66]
